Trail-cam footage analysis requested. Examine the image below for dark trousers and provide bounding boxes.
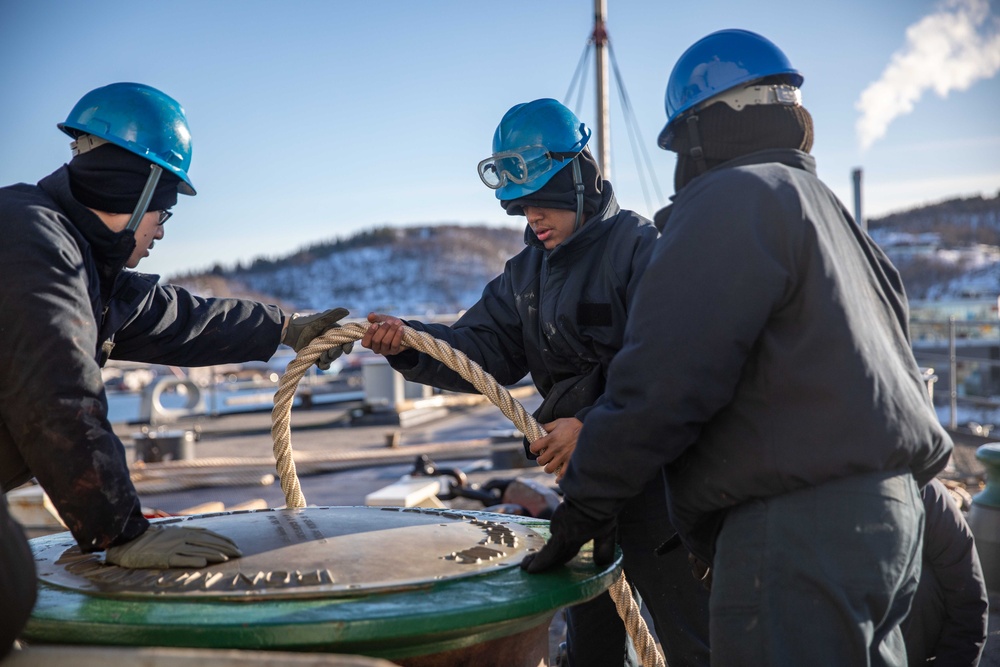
[710,470,924,667]
[1,493,36,659]
[900,564,946,666]
[566,473,711,666]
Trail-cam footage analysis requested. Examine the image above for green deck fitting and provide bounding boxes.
[25,507,619,662]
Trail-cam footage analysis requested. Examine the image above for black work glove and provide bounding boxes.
[282,308,354,369]
[520,500,617,573]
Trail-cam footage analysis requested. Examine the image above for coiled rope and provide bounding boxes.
[271,322,665,667]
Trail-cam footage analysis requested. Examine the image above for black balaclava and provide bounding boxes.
[670,100,814,192]
[500,146,604,218]
[67,143,180,213]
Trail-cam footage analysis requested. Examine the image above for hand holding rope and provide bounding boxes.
[270,321,665,667]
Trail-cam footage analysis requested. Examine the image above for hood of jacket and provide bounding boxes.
[522,181,622,259]
[38,166,138,291]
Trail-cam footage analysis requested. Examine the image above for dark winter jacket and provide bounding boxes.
[386,184,658,443]
[902,478,989,666]
[560,149,954,559]
[0,166,284,551]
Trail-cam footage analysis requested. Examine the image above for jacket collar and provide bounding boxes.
[710,148,816,176]
[656,149,815,230]
[38,166,136,274]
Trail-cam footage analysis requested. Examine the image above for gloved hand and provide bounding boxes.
[104,524,242,569]
[282,307,354,370]
[520,500,617,573]
[688,552,713,591]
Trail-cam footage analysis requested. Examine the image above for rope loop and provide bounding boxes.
[271,321,664,667]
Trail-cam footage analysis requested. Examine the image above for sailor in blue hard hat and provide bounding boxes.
[657,28,812,197]
[58,82,196,268]
[521,29,954,667]
[0,82,352,620]
[478,98,604,249]
[365,98,712,667]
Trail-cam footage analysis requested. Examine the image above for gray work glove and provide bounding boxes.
[282,307,354,370]
[104,524,242,569]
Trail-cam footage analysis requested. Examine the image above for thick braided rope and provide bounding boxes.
[271,321,664,667]
[611,568,665,667]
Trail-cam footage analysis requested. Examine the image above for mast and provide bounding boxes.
[593,0,610,179]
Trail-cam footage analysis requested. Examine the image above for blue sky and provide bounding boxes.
[2,0,998,278]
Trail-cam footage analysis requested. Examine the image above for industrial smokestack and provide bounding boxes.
[852,167,865,231]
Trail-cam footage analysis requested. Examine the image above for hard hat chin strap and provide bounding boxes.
[572,157,585,232]
[125,164,164,232]
[685,115,709,175]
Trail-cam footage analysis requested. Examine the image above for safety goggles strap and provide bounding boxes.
[548,150,579,162]
[685,115,708,175]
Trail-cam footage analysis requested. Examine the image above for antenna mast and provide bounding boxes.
[593,0,610,178]
[565,3,665,216]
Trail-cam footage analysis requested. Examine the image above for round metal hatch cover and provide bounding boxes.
[33,506,546,600]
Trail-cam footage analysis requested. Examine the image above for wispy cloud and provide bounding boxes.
[855,0,1000,151]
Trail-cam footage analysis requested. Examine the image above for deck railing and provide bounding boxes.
[911,317,1000,432]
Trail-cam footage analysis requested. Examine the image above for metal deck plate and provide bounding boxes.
[33,506,546,600]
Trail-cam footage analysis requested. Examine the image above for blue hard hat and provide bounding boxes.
[58,82,196,195]
[657,29,803,150]
[480,98,591,201]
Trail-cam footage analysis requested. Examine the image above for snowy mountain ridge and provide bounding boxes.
[867,192,1000,300]
[170,224,527,318]
[169,193,1000,316]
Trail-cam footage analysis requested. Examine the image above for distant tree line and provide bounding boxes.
[869,192,1000,247]
[172,225,431,279]
[869,193,1000,299]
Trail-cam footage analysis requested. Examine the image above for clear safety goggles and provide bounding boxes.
[706,83,801,112]
[477,145,578,190]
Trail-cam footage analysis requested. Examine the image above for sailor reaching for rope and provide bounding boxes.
[0,82,350,595]
[360,98,710,667]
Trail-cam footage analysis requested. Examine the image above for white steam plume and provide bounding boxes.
[855,0,1000,151]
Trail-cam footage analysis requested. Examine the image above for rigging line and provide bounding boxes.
[564,41,592,108]
[608,42,666,212]
[608,42,665,208]
[611,80,652,214]
[606,44,653,215]
[575,45,593,117]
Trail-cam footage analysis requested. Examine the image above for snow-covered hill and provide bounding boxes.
[170,224,526,318]
[867,193,1000,300]
[168,193,1000,316]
